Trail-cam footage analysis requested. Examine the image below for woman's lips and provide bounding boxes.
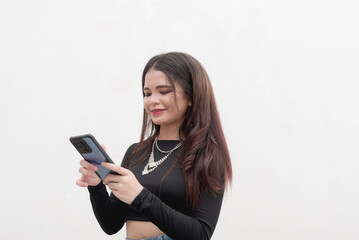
[151,109,165,116]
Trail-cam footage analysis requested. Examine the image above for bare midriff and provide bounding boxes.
[126,221,164,239]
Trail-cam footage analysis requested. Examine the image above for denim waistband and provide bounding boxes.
[126,234,173,240]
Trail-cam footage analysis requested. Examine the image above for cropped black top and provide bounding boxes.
[87,140,224,240]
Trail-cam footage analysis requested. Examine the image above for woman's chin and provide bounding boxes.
[151,119,162,126]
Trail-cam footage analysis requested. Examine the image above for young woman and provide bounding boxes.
[76,52,232,240]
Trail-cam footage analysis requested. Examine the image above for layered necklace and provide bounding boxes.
[142,137,182,175]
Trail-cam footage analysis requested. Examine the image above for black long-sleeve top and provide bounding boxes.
[87,140,224,240]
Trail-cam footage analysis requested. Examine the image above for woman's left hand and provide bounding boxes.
[102,162,144,205]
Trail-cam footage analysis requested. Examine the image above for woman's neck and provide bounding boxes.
[158,126,182,140]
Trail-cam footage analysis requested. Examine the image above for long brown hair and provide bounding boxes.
[132,52,232,208]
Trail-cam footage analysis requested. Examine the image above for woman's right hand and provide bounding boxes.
[76,159,101,187]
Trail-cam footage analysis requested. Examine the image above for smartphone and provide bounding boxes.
[70,134,118,180]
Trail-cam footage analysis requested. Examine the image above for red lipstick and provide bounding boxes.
[151,109,165,116]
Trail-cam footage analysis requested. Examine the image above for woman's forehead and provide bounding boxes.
[144,69,181,90]
[144,70,168,85]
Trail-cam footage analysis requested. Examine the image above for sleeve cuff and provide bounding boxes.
[130,188,153,211]
[87,183,108,199]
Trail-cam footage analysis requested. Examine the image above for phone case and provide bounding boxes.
[69,134,118,181]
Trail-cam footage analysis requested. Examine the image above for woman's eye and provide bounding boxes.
[160,91,171,95]
[144,93,151,97]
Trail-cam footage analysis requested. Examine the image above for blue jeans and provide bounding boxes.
[126,235,173,240]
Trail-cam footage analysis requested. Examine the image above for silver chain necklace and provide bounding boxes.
[142,138,182,175]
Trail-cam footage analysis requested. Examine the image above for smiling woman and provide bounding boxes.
[143,69,191,139]
[76,52,232,240]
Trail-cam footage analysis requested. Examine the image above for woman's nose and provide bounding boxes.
[149,95,160,106]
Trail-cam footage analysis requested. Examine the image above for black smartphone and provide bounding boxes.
[70,134,118,181]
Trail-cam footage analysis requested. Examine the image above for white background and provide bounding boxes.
[1,0,359,239]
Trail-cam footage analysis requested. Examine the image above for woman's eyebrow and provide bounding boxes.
[143,85,173,90]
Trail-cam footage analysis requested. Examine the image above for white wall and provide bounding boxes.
[1,0,358,239]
